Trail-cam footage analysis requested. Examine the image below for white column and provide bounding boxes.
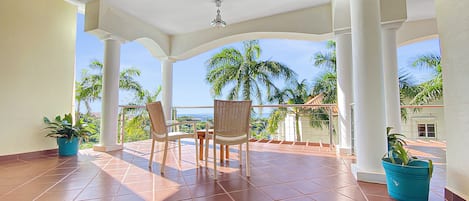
[335,31,353,154]
[350,0,387,183]
[93,38,123,152]
[161,59,174,120]
[382,23,403,134]
[435,0,469,199]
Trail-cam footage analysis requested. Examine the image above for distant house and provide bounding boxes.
[401,99,445,140]
[273,93,339,144]
[274,94,444,144]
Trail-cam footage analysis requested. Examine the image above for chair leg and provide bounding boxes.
[160,140,169,174]
[148,138,156,168]
[239,144,242,167]
[213,139,217,180]
[220,144,224,163]
[205,135,209,167]
[246,141,250,178]
[195,134,199,167]
[178,138,182,163]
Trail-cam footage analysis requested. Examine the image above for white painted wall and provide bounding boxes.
[436,0,469,198]
[0,0,77,155]
[276,114,339,144]
[400,100,445,140]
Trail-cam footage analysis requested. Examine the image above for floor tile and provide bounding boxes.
[113,193,146,201]
[309,191,355,201]
[0,140,446,201]
[217,177,252,192]
[335,185,367,201]
[259,183,303,200]
[193,193,233,201]
[35,189,82,201]
[229,188,272,201]
[188,182,226,198]
[287,180,327,195]
[282,195,315,201]
[154,186,192,201]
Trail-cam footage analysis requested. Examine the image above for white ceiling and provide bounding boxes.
[103,0,330,35]
[406,0,435,21]
[73,0,436,35]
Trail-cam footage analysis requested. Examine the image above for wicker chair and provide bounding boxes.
[211,100,252,180]
[146,101,199,174]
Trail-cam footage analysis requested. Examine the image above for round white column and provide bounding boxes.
[94,38,123,152]
[382,23,402,134]
[161,59,174,120]
[350,0,387,183]
[436,0,469,199]
[335,31,353,154]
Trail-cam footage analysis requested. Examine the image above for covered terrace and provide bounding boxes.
[0,0,468,200]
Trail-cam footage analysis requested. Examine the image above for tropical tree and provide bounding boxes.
[313,40,337,71]
[267,79,312,141]
[409,54,442,105]
[311,40,424,123]
[308,41,337,130]
[250,118,269,139]
[76,60,144,114]
[124,86,162,142]
[205,40,297,103]
[398,68,420,122]
[312,40,337,104]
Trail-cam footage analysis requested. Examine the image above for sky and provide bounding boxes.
[75,14,440,114]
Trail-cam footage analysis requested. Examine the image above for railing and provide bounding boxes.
[117,104,445,151]
[118,104,338,148]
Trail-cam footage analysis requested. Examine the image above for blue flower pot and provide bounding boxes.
[382,158,431,201]
[57,137,79,156]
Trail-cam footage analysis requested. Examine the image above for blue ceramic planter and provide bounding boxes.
[382,158,431,201]
[57,137,79,156]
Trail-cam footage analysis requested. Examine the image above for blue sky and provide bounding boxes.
[75,14,440,113]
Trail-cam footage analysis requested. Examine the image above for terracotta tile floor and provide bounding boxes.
[0,139,446,201]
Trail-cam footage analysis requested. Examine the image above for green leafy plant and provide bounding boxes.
[43,113,96,141]
[386,127,407,151]
[384,127,433,177]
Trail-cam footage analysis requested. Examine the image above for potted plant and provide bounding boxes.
[382,127,433,201]
[43,113,95,156]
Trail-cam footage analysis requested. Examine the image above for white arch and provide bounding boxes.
[397,19,439,46]
[173,32,333,60]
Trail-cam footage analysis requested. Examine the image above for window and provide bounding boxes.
[417,123,436,138]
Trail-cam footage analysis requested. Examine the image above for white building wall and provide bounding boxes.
[0,0,77,155]
[283,114,296,142]
[400,100,445,140]
[277,114,339,145]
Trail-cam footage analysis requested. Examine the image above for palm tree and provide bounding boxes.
[205,40,297,103]
[398,68,420,122]
[124,86,162,142]
[313,40,337,71]
[267,79,311,141]
[76,60,144,114]
[308,41,337,130]
[409,54,442,105]
[312,40,337,104]
[311,40,423,123]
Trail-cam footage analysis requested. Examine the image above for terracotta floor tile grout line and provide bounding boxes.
[0,157,73,199]
[113,154,135,199]
[71,154,115,201]
[215,180,236,201]
[32,166,81,201]
[338,157,370,201]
